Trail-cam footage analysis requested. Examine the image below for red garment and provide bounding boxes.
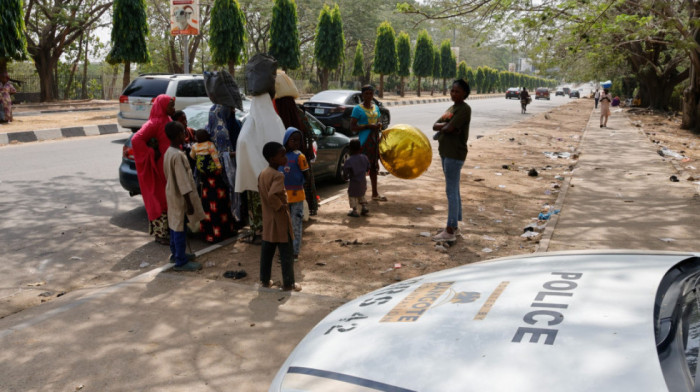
[132,94,173,221]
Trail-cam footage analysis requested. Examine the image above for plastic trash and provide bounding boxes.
[658,147,685,159]
[521,231,540,238]
[544,152,571,159]
[481,247,493,253]
[482,235,496,241]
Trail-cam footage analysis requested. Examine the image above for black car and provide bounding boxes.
[505,87,521,99]
[119,105,350,196]
[569,90,581,98]
[302,90,390,136]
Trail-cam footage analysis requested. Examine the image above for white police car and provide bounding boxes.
[270,251,700,392]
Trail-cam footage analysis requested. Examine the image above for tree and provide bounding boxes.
[330,4,345,78]
[106,0,150,90]
[373,21,397,98]
[457,61,468,81]
[269,0,300,71]
[24,0,112,101]
[396,31,411,97]
[210,0,245,75]
[352,41,364,82]
[315,4,343,90]
[412,30,433,97]
[0,0,28,74]
[431,45,441,96]
[439,40,454,95]
[475,67,485,94]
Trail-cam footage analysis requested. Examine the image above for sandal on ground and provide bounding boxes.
[361,208,369,216]
[170,253,196,262]
[281,283,302,292]
[372,195,388,201]
[347,211,360,217]
[261,280,275,288]
[223,270,247,279]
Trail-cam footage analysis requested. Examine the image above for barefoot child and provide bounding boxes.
[258,142,301,291]
[279,127,310,261]
[164,121,205,271]
[343,139,370,217]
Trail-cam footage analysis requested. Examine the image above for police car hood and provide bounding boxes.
[270,251,700,392]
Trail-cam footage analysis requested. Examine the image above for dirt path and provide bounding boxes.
[180,100,597,299]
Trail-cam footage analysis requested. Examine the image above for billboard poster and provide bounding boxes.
[171,0,199,36]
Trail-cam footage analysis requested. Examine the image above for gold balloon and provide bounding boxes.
[379,124,432,179]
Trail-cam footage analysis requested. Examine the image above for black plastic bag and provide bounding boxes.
[203,70,243,110]
[245,53,277,96]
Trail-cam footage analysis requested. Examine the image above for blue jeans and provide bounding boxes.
[289,201,304,255]
[441,157,464,229]
[169,229,187,266]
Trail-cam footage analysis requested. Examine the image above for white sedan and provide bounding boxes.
[270,251,700,392]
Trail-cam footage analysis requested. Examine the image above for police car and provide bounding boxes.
[270,251,700,392]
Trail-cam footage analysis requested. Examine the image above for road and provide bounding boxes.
[0,95,573,317]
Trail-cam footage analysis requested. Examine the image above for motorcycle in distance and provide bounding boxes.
[520,87,531,114]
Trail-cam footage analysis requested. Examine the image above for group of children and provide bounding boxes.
[162,121,315,291]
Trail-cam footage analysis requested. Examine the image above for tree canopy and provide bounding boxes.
[210,0,245,75]
[0,0,28,73]
[373,21,397,97]
[269,0,301,70]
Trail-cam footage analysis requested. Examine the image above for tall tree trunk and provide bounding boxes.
[400,75,405,97]
[682,60,700,132]
[379,74,386,98]
[417,76,422,97]
[442,78,447,95]
[321,68,329,91]
[122,61,131,91]
[81,31,90,99]
[228,60,236,77]
[0,59,6,75]
[108,64,119,99]
[36,50,58,102]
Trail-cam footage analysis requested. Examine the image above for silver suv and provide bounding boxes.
[117,74,212,132]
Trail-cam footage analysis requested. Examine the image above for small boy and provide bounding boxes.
[163,121,205,271]
[279,127,310,261]
[189,129,222,173]
[258,141,301,292]
[343,139,370,217]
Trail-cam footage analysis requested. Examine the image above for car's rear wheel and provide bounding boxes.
[334,148,350,183]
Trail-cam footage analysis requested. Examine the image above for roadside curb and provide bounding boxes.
[535,109,593,253]
[0,123,130,146]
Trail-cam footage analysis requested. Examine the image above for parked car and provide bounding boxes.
[535,87,550,100]
[117,74,211,132]
[555,89,565,96]
[505,87,521,99]
[301,90,390,136]
[569,90,581,98]
[562,87,571,95]
[270,251,700,392]
[119,102,350,196]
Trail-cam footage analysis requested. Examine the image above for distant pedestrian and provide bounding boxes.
[163,121,205,271]
[0,72,17,123]
[520,87,530,114]
[599,88,612,128]
[258,141,301,292]
[279,127,310,261]
[432,79,471,242]
[594,88,600,109]
[350,85,387,202]
[343,139,370,218]
[132,94,175,245]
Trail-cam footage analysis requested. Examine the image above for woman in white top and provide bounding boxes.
[599,88,613,128]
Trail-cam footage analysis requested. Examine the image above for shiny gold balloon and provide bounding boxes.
[379,124,432,179]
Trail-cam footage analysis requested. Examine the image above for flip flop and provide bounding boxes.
[223,270,247,279]
[372,195,388,201]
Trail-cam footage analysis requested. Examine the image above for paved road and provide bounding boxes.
[0,96,572,317]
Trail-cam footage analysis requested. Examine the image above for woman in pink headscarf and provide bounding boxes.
[132,94,176,244]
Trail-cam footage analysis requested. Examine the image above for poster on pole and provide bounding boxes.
[170,0,199,35]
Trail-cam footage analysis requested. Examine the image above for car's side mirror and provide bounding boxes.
[325,126,336,135]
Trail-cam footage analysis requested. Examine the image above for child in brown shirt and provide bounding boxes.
[257,141,301,292]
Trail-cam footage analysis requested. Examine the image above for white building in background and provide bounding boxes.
[518,58,534,73]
